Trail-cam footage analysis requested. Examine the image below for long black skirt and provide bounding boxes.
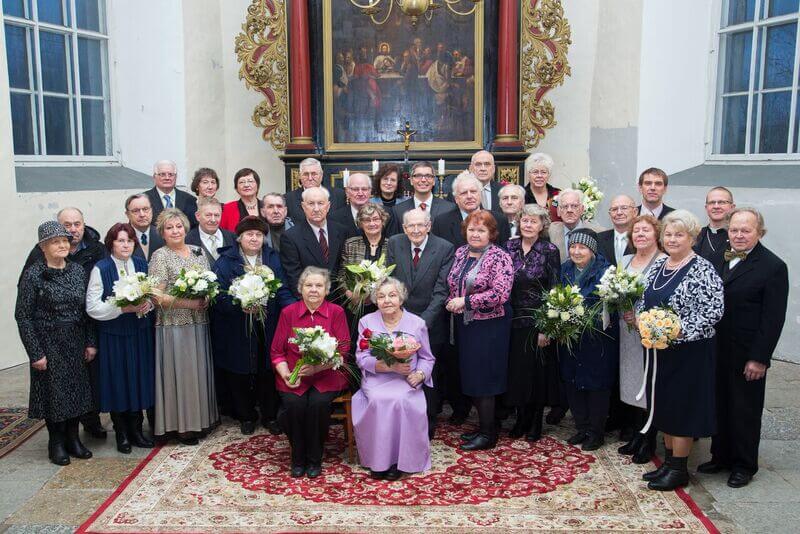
[455,305,512,397]
[504,327,561,407]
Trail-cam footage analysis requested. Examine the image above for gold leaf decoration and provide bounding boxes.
[520,0,572,148]
[235,0,290,151]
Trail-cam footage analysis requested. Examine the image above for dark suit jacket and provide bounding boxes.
[597,229,634,266]
[328,205,359,234]
[445,180,502,211]
[387,197,457,236]
[713,242,789,368]
[430,208,510,248]
[285,185,347,223]
[132,225,165,262]
[694,225,728,263]
[144,187,198,228]
[636,203,675,221]
[386,234,454,346]
[279,219,355,298]
[185,227,237,267]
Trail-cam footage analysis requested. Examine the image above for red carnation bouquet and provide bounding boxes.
[358,329,421,366]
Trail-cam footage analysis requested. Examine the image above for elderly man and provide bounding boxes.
[143,160,198,227]
[285,158,347,222]
[432,172,510,247]
[186,197,236,266]
[386,208,455,437]
[445,151,501,211]
[329,172,372,231]
[389,161,456,235]
[695,186,735,261]
[548,188,605,262]
[498,183,526,238]
[699,208,788,489]
[636,167,674,220]
[280,186,355,297]
[597,195,636,266]
[125,194,165,261]
[261,192,294,253]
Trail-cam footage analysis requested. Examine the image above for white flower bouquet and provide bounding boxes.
[575,176,604,221]
[111,271,159,317]
[228,265,283,326]
[287,326,345,385]
[341,254,396,314]
[168,267,220,303]
[596,265,645,314]
[533,284,594,352]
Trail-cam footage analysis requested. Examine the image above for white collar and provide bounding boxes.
[642,203,663,217]
[614,229,628,240]
[200,228,222,240]
[308,221,329,235]
[414,194,433,208]
[156,187,175,199]
[410,235,429,254]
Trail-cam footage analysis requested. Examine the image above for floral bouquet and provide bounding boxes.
[111,271,159,318]
[533,284,594,352]
[168,267,220,303]
[228,265,283,327]
[596,266,646,330]
[358,329,421,366]
[638,307,681,350]
[574,176,604,221]
[341,254,396,314]
[287,326,345,385]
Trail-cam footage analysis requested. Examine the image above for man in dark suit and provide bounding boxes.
[597,194,636,266]
[125,194,165,261]
[285,157,347,223]
[386,208,456,437]
[279,186,355,298]
[143,160,198,228]
[700,208,789,489]
[695,186,735,262]
[328,172,372,232]
[432,172,510,248]
[185,197,236,267]
[444,151,502,211]
[636,167,674,220]
[388,161,456,236]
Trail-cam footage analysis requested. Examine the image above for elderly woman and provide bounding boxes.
[86,223,155,454]
[191,167,220,199]
[560,229,618,451]
[16,222,96,465]
[271,267,350,479]
[370,164,410,209]
[524,152,561,223]
[635,210,723,491]
[498,184,526,238]
[353,278,435,480]
[149,208,219,444]
[617,215,665,463]
[446,210,513,451]
[211,216,295,435]
[220,168,264,232]
[505,205,561,442]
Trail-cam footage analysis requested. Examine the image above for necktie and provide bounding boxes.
[724,249,747,261]
[413,247,421,268]
[482,187,491,210]
[209,234,218,259]
[164,194,173,208]
[140,232,148,246]
[319,228,329,262]
[419,202,427,211]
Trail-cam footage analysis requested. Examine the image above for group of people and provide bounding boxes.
[15,151,788,492]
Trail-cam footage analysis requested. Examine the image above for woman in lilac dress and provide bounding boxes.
[353,277,435,480]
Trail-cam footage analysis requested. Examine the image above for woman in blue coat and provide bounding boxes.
[211,216,296,435]
[559,229,618,451]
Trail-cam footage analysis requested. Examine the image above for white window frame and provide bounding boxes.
[707,0,800,162]
[3,0,118,164]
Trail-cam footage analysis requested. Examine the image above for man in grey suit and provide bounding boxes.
[125,194,165,261]
[548,188,605,263]
[386,208,455,438]
[185,197,236,267]
[387,161,456,236]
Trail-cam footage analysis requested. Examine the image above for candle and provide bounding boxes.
[372,160,379,174]
[438,159,445,175]
[342,168,350,186]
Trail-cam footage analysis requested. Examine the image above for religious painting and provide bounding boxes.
[322,2,484,152]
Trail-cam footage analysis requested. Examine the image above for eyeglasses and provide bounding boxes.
[705,200,733,206]
[348,187,372,192]
[128,207,152,214]
[608,206,635,213]
[412,173,434,180]
[559,203,582,211]
[237,179,258,186]
[360,216,384,223]
[403,223,429,229]
[156,172,176,178]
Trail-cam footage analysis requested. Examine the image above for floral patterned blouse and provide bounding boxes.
[505,238,561,328]
[148,245,210,327]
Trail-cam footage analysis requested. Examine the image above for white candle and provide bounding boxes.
[372,160,379,174]
[342,168,350,186]
[438,159,445,175]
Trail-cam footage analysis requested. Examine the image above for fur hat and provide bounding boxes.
[235,216,269,236]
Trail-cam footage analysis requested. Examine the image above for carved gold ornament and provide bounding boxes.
[235,0,290,151]
[520,0,572,148]
[497,166,521,185]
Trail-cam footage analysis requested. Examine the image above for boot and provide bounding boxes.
[643,447,672,481]
[509,407,532,439]
[525,406,544,442]
[648,455,689,491]
[631,430,655,464]
[65,418,93,459]
[618,433,643,455]
[110,412,132,454]
[128,411,154,448]
[45,420,70,466]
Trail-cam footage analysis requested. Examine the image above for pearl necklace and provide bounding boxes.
[652,253,694,291]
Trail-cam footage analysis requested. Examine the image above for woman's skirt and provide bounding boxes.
[505,327,561,407]
[455,306,512,397]
[98,330,155,413]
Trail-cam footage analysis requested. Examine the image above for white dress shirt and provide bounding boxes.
[481,183,492,210]
[640,203,664,219]
[410,235,429,261]
[200,228,224,259]
[308,221,329,243]
[413,193,434,211]
[728,247,754,270]
[135,227,151,258]
[156,187,176,209]
[614,230,628,264]
[86,257,136,321]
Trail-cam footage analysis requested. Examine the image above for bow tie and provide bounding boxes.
[724,249,747,261]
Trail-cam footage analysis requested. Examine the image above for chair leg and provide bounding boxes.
[345,399,355,464]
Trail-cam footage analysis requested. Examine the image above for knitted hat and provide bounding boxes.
[568,228,598,255]
[235,215,269,236]
[37,221,72,245]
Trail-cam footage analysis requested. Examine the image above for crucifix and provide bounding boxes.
[396,120,417,163]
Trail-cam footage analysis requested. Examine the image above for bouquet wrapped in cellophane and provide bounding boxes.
[638,306,681,349]
[168,268,220,303]
[228,265,283,327]
[340,254,395,314]
[533,284,597,352]
[287,326,345,385]
[358,328,421,366]
[111,271,159,318]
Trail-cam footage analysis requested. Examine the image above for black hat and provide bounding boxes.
[568,228,598,255]
[37,221,72,245]
[235,216,269,236]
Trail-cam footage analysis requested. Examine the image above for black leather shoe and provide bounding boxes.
[566,431,587,445]
[460,430,479,442]
[306,463,322,478]
[582,434,604,451]
[631,439,654,464]
[127,413,154,448]
[642,463,669,481]
[508,423,528,439]
[727,471,752,488]
[385,465,402,481]
[545,407,566,425]
[369,469,387,480]
[111,413,132,454]
[48,442,71,466]
[697,459,728,474]
[178,434,199,446]
[83,423,108,439]
[648,468,689,491]
[460,434,495,451]
[291,465,306,478]
[263,420,282,435]
[618,434,643,455]
[240,421,256,435]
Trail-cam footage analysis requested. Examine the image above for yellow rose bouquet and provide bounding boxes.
[635,306,681,433]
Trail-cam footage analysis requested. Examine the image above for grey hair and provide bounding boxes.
[262,192,287,205]
[297,266,331,295]
[347,172,371,188]
[152,159,177,174]
[451,171,481,195]
[301,186,330,202]
[470,150,494,165]
[369,276,408,304]
[402,208,431,226]
[299,157,323,172]
[124,193,150,212]
[727,207,767,237]
[557,187,585,206]
[661,209,702,240]
[498,183,525,199]
[520,203,551,235]
[356,202,390,227]
[525,152,554,175]
[56,207,84,221]
[196,196,222,212]
[155,208,190,236]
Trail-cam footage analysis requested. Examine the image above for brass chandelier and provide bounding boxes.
[348,0,482,26]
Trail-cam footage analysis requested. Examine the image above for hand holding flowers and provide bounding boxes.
[341,255,395,314]
[111,271,159,317]
[168,268,220,305]
[287,326,345,385]
[359,329,421,366]
[228,265,283,327]
[533,284,596,352]
[596,266,645,331]
[638,307,681,349]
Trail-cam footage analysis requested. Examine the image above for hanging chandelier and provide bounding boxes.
[348,0,482,27]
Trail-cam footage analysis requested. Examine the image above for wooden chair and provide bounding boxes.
[331,391,356,463]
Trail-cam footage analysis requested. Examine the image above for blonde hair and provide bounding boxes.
[155,208,189,236]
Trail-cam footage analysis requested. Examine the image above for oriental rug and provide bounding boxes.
[78,421,719,533]
[0,407,44,459]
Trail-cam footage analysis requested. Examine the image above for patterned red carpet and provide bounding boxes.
[0,407,44,459]
[78,421,719,533]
